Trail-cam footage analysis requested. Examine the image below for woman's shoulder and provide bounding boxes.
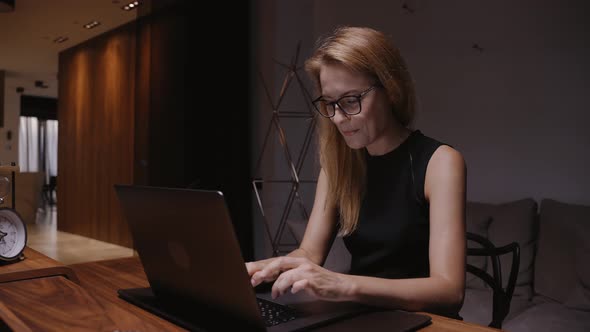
[431,145,465,169]
[410,130,465,171]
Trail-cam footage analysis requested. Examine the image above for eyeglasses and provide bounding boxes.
[312,85,377,118]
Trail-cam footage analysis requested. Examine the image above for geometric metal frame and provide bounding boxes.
[252,42,317,256]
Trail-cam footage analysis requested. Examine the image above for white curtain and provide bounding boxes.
[18,117,58,178]
[45,120,58,178]
[18,117,39,172]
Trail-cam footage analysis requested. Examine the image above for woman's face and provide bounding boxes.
[319,63,397,155]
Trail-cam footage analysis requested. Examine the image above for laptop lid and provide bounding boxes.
[115,185,266,330]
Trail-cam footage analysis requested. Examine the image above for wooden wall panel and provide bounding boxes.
[0,70,4,128]
[58,23,136,248]
[133,18,150,186]
[57,2,253,258]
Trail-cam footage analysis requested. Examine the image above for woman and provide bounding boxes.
[247,26,466,316]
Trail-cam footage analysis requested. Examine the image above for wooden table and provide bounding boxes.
[0,248,500,331]
[0,249,183,331]
[0,247,78,284]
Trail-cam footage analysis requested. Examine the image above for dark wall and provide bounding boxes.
[20,95,57,120]
[311,0,590,206]
[137,1,254,259]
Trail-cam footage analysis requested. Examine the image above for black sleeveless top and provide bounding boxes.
[342,130,445,279]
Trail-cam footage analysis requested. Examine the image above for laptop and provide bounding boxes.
[114,185,432,331]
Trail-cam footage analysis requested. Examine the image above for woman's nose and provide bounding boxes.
[331,105,350,124]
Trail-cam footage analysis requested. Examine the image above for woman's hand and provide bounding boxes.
[248,256,356,301]
[245,257,280,279]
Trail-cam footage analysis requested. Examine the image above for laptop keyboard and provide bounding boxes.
[257,297,300,327]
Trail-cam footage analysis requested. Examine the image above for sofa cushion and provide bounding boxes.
[564,214,590,311]
[459,289,493,326]
[459,289,532,327]
[287,219,351,273]
[564,252,590,310]
[465,199,538,298]
[535,199,590,303]
[503,302,590,332]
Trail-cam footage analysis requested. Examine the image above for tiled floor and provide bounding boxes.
[26,205,135,265]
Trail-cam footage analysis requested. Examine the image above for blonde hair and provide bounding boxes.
[305,26,417,235]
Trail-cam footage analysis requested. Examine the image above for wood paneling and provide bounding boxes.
[0,70,4,128]
[58,2,254,258]
[58,23,136,247]
[133,17,151,186]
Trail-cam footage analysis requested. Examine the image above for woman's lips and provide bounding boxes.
[341,129,358,136]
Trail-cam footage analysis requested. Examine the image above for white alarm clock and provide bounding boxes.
[0,208,27,262]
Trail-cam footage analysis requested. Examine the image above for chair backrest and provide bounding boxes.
[466,232,520,329]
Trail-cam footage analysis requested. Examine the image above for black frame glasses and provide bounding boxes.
[312,85,377,118]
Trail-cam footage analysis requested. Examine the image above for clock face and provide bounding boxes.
[0,208,27,261]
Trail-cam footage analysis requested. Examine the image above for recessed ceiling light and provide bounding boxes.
[83,21,101,29]
[53,36,69,44]
[122,1,141,11]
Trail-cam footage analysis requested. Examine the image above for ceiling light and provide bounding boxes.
[83,21,101,29]
[122,1,141,11]
[0,0,15,13]
[53,36,69,44]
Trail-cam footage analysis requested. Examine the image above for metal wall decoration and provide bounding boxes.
[252,42,317,256]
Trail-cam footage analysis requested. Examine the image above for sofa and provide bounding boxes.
[287,198,590,331]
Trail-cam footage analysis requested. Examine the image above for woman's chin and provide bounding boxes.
[343,140,366,150]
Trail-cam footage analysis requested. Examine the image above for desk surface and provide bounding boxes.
[0,247,78,283]
[71,257,499,332]
[0,249,500,331]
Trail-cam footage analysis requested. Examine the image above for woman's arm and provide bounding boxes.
[246,168,338,279]
[295,168,339,265]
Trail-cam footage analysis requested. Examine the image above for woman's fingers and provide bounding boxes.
[250,256,308,287]
[271,269,297,299]
[272,262,319,298]
[291,279,310,294]
[245,257,277,278]
[245,261,260,277]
